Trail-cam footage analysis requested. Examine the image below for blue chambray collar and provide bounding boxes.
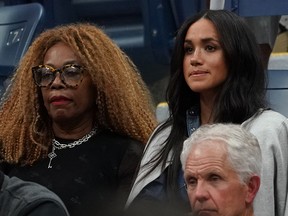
[186,106,200,136]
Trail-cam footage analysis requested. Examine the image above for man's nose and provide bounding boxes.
[193,181,210,203]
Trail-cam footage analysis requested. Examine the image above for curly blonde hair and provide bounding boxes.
[0,23,157,165]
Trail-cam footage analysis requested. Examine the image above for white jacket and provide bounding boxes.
[242,110,288,216]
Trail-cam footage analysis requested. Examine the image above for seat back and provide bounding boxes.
[142,0,205,64]
[0,3,44,93]
[266,54,288,117]
[266,70,288,117]
[224,0,288,16]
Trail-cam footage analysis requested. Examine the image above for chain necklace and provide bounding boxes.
[47,126,98,168]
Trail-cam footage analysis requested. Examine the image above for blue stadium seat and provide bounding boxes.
[2,0,169,88]
[142,0,204,64]
[143,0,288,66]
[0,2,44,94]
[72,0,144,49]
[266,70,288,117]
[224,0,288,16]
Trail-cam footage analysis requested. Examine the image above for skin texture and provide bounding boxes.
[41,42,96,139]
[183,18,228,123]
[184,141,256,216]
[183,18,228,97]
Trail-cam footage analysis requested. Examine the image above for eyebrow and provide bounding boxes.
[185,166,225,178]
[184,37,220,44]
[44,60,79,68]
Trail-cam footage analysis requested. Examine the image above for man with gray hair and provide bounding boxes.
[181,123,261,216]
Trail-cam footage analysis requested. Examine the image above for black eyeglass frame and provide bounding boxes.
[32,64,84,87]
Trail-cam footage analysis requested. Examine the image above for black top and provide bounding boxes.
[1,130,144,216]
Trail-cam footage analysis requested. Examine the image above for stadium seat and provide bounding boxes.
[142,0,205,65]
[266,54,288,117]
[71,0,143,48]
[224,0,288,16]
[156,102,169,123]
[0,2,44,94]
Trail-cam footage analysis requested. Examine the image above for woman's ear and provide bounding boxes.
[245,175,261,204]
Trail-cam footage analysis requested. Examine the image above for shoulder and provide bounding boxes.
[97,130,142,144]
[242,112,288,216]
[242,109,288,130]
[96,130,142,146]
[142,124,172,161]
[1,175,69,216]
[96,129,144,157]
[242,109,288,149]
[146,124,172,149]
[125,125,172,207]
[23,202,69,216]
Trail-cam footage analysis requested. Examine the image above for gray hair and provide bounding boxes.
[180,123,262,183]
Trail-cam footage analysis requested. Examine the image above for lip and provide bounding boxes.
[189,70,209,77]
[49,95,72,106]
[196,209,216,216]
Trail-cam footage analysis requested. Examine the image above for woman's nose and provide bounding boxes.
[190,48,203,66]
[50,72,65,89]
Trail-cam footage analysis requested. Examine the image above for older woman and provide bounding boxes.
[0,23,157,216]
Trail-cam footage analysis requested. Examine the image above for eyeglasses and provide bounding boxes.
[32,64,84,87]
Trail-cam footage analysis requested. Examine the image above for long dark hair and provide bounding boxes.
[143,10,267,199]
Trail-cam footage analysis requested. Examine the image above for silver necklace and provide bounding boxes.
[48,126,98,168]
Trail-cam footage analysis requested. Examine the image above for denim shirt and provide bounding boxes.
[175,106,200,202]
[186,106,200,136]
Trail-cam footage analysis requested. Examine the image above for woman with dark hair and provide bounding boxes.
[126,10,288,216]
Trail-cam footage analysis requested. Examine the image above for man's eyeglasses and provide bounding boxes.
[32,64,84,87]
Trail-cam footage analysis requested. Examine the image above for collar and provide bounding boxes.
[186,106,200,136]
